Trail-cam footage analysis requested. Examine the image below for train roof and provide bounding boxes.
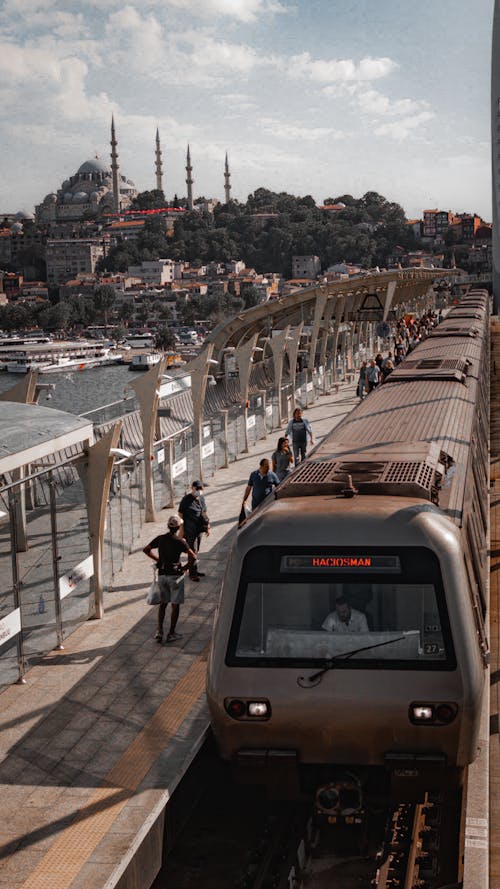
[276,292,489,525]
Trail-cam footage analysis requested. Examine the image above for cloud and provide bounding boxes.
[321,82,435,140]
[285,52,397,84]
[105,6,164,68]
[180,31,259,74]
[102,12,260,85]
[162,0,287,21]
[0,38,115,124]
[258,116,346,141]
[355,88,429,118]
[374,111,435,141]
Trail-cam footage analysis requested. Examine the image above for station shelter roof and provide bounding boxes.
[0,402,94,476]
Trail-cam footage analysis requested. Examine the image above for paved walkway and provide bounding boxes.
[0,381,358,889]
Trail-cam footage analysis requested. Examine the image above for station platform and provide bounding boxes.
[0,381,359,889]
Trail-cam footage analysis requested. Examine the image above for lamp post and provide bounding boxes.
[268,325,290,428]
[130,356,168,522]
[235,334,262,453]
[286,322,304,405]
[188,344,218,483]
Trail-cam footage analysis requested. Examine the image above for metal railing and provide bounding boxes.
[0,351,357,688]
[0,460,92,688]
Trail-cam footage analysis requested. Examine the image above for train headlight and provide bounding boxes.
[409,702,458,725]
[435,703,458,724]
[224,699,271,720]
[248,701,270,718]
[225,699,246,719]
[411,705,435,722]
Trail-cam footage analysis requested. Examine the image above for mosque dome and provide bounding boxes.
[44,193,57,204]
[63,192,73,203]
[73,191,89,203]
[90,191,100,200]
[15,210,34,220]
[77,158,110,175]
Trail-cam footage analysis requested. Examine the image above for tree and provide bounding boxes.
[240,284,261,309]
[97,241,139,273]
[130,189,166,210]
[93,284,116,332]
[118,301,135,326]
[155,326,177,351]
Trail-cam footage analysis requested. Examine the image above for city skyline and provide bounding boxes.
[0,0,493,219]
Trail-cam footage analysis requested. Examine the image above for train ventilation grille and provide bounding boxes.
[429,324,480,338]
[385,357,471,383]
[449,310,483,318]
[276,455,449,504]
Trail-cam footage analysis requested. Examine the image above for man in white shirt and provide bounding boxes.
[322,596,369,634]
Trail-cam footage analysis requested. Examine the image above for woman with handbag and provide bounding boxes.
[143,515,197,644]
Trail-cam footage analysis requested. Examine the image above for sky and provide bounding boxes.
[0,0,494,219]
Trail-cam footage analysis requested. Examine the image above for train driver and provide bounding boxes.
[322,596,369,634]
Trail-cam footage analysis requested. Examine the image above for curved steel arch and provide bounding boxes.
[203,268,446,362]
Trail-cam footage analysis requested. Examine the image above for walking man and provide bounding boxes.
[143,515,197,644]
[242,458,279,513]
[285,407,314,465]
[178,480,211,582]
[366,359,380,392]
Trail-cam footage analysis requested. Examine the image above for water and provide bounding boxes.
[0,365,142,416]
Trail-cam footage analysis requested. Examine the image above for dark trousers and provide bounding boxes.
[293,440,307,465]
[184,528,201,576]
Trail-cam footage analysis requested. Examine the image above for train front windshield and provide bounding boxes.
[227,547,455,669]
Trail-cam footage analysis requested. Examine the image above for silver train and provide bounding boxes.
[207,291,490,794]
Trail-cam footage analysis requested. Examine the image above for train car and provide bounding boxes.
[207,290,490,796]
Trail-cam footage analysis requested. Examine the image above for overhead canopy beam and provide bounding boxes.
[202,269,447,366]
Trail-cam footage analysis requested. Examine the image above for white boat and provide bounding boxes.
[39,350,122,374]
[1,340,122,374]
[129,352,162,371]
[123,334,156,349]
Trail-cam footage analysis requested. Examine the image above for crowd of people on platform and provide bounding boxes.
[356,308,441,399]
[145,306,443,644]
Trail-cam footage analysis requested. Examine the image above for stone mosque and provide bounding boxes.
[35,117,138,224]
[34,116,232,224]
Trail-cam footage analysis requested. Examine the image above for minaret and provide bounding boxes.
[110,115,120,213]
[155,128,163,193]
[186,144,193,210]
[224,151,231,204]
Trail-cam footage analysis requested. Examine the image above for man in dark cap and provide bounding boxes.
[143,515,197,644]
[178,480,211,581]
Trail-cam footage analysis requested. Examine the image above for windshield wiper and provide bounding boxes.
[297,635,407,688]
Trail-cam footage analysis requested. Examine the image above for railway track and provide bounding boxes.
[153,742,463,889]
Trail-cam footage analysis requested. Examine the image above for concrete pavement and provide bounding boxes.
[0,380,358,889]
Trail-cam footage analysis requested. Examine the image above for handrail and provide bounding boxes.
[79,394,135,418]
[0,452,83,495]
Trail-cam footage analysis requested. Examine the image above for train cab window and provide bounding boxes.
[227,547,455,670]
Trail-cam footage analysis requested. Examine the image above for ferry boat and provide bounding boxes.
[129,352,162,371]
[128,351,186,371]
[0,340,122,374]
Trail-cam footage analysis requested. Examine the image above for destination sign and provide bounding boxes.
[281,555,401,573]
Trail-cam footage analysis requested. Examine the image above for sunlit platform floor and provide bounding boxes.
[0,381,358,889]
